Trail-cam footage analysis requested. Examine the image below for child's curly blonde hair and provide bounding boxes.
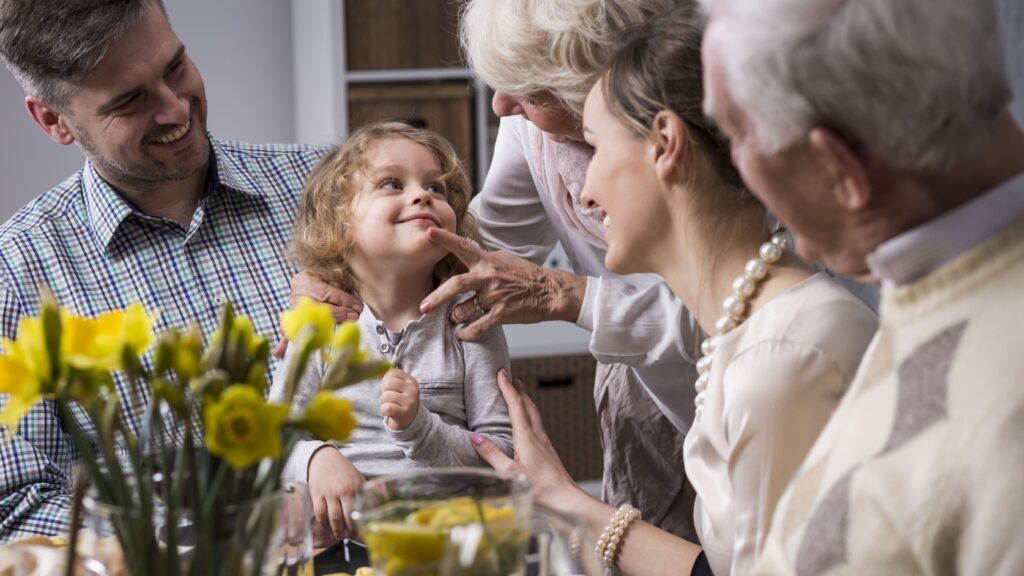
[292,121,481,296]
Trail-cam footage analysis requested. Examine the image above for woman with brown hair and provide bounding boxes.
[468,5,877,574]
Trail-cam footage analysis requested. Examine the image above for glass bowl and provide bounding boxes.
[351,468,533,576]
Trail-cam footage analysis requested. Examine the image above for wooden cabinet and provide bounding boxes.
[511,355,604,482]
[291,0,492,185]
[348,82,477,180]
[344,0,463,71]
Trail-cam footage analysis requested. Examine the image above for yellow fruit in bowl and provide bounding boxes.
[406,496,516,530]
[362,498,526,575]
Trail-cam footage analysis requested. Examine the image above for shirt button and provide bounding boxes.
[380,342,391,354]
[375,324,385,335]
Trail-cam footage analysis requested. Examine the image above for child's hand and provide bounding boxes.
[379,368,420,431]
[308,447,365,545]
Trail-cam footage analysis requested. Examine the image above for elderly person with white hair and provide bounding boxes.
[416,0,704,541]
[700,0,1024,573]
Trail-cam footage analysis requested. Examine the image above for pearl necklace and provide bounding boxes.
[694,231,790,422]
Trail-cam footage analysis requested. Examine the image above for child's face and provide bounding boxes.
[349,137,458,266]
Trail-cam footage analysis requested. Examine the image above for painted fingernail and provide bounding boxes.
[470,433,485,446]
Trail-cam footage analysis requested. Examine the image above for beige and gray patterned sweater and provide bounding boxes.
[754,218,1024,575]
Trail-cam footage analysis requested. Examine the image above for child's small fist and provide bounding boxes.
[379,368,420,431]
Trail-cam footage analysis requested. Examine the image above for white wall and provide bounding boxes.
[0,0,296,222]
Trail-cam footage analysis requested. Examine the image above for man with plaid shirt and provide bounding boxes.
[0,0,330,540]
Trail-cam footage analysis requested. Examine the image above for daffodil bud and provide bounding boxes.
[152,377,185,413]
[153,331,178,375]
[38,287,61,380]
[297,391,356,442]
[175,328,203,382]
[280,298,335,350]
[333,320,361,350]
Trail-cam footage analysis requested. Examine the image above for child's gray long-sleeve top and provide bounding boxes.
[270,299,514,482]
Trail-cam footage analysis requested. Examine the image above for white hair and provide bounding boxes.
[701,0,1011,172]
[460,0,681,117]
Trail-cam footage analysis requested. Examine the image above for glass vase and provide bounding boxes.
[77,482,313,576]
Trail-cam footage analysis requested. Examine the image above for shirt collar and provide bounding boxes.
[83,134,266,250]
[208,137,274,200]
[867,170,1024,287]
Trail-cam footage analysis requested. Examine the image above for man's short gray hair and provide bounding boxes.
[0,0,165,110]
[702,0,1012,172]
[460,0,681,117]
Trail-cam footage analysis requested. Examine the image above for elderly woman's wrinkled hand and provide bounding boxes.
[470,369,590,514]
[420,228,587,341]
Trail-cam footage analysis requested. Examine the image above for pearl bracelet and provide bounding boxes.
[594,503,641,568]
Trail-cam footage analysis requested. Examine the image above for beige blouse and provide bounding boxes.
[683,273,877,575]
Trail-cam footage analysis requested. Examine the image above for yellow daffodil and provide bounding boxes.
[280,297,334,350]
[0,316,56,431]
[120,302,156,357]
[203,385,288,470]
[298,391,356,442]
[9,317,50,382]
[61,303,156,371]
[0,353,42,431]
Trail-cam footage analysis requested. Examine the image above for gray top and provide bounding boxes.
[270,298,514,481]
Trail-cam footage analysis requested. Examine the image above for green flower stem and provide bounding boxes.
[57,401,112,502]
[152,405,182,576]
[259,433,299,500]
[101,416,151,576]
[203,459,231,520]
[281,330,317,405]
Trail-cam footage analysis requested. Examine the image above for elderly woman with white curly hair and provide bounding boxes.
[415,0,703,543]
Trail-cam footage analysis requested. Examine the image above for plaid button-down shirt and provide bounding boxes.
[0,136,328,541]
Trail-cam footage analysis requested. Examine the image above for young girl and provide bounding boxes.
[270,122,513,542]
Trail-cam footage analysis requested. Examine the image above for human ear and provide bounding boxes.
[651,110,688,182]
[808,127,871,211]
[26,96,76,145]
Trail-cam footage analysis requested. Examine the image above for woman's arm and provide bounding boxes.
[471,370,703,576]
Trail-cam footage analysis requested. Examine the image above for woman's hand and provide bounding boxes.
[420,228,587,341]
[307,447,366,545]
[379,368,420,431]
[273,271,364,357]
[470,368,591,514]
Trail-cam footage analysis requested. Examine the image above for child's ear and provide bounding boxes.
[26,96,76,145]
[808,127,871,212]
[650,110,688,182]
